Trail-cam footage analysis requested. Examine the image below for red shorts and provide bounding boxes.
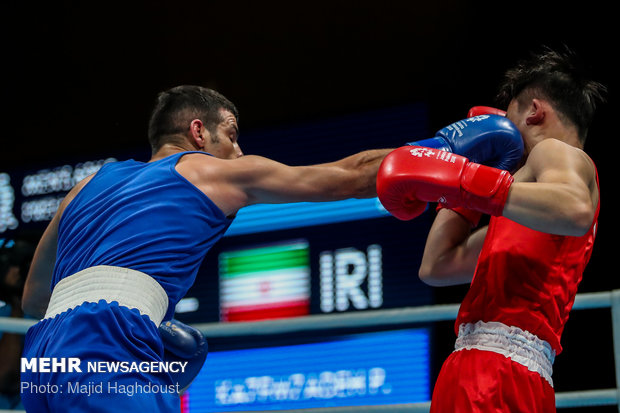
[430,348,555,413]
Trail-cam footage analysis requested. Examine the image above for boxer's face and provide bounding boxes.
[506,99,525,133]
[203,109,243,159]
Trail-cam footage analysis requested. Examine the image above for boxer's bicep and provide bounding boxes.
[179,156,321,217]
[503,139,596,235]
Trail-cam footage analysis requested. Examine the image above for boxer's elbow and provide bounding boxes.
[566,200,595,237]
[549,197,596,237]
[418,265,442,287]
[419,263,450,287]
[21,298,38,318]
[418,258,474,287]
[21,289,49,319]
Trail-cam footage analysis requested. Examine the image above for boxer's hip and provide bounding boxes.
[45,265,168,326]
[23,266,169,363]
[454,320,555,387]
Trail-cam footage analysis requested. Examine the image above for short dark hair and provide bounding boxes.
[147,85,239,152]
[496,45,606,142]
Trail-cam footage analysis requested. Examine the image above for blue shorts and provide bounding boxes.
[21,301,180,412]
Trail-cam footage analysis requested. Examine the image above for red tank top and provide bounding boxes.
[455,167,600,354]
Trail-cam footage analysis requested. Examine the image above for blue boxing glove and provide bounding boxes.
[406,115,524,172]
[159,319,208,392]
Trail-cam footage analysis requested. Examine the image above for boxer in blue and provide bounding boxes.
[19,85,522,412]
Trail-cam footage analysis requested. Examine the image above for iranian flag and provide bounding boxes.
[219,241,311,322]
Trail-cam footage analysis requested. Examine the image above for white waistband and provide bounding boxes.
[44,265,168,326]
[455,321,556,387]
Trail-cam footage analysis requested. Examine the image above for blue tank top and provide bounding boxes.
[53,151,233,320]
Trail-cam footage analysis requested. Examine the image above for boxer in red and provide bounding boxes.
[377,45,606,412]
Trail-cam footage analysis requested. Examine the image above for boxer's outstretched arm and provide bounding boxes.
[22,176,94,318]
[241,149,394,204]
[178,149,393,217]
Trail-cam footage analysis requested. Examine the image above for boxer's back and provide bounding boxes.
[52,151,232,318]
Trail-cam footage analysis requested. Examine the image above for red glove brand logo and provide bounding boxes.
[436,151,457,163]
[409,147,436,158]
[409,148,457,163]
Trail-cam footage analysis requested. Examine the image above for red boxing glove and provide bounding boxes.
[438,105,510,224]
[377,146,513,221]
[468,106,506,118]
[376,160,428,221]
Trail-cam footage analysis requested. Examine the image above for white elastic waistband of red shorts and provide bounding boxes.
[455,320,556,387]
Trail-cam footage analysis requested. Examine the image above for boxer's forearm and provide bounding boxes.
[419,209,487,286]
[22,214,58,318]
[502,181,595,236]
[327,148,394,199]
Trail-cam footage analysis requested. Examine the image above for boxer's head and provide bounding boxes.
[147,85,240,156]
[496,45,606,145]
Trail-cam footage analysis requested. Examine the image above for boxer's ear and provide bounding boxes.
[189,119,205,149]
[525,99,545,126]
